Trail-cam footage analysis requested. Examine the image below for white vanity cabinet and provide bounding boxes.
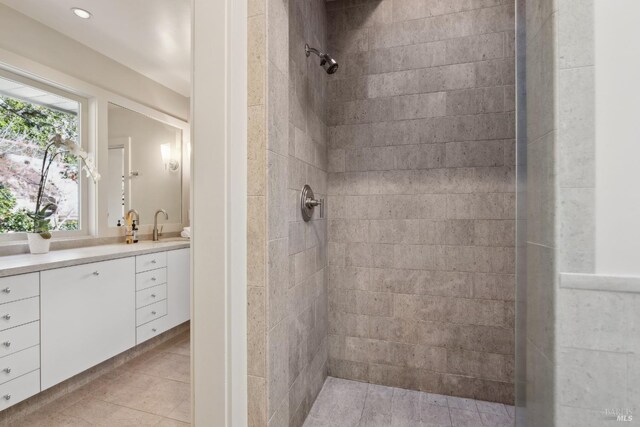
[40,258,136,390]
[0,243,190,411]
[135,248,190,344]
[167,248,190,328]
[0,273,41,410]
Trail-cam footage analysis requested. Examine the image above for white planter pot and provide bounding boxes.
[27,233,51,254]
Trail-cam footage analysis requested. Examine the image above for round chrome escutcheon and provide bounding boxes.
[300,184,315,222]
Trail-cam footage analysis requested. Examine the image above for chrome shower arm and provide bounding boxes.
[305,44,323,58]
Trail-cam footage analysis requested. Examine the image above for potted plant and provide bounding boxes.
[26,134,100,254]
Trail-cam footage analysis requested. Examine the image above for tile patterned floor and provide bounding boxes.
[303,377,515,427]
[11,332,190,426]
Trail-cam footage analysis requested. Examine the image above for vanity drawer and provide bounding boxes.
[0,273,39,305]
[136,268,167,291]
[0,346,39,386]
[0,370,40,411]
[0,298,39,332]
[136,316,169,345]
[136,300,167,326]
[136,284,167,309]
[0,322,39,358]
[136,252,167,273]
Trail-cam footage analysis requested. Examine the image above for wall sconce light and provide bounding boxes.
[161,143,180,172]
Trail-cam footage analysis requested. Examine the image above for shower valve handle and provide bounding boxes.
[306,197,324,219]
[305,198,321,208]
[300,185,324,221]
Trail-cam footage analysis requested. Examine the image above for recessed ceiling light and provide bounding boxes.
[71,7,92,19]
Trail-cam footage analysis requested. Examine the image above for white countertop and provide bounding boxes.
[0,239,190,278]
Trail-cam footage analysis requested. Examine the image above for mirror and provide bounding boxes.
[107,103,183,227]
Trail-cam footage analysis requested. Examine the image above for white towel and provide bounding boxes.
[181,226,191,239]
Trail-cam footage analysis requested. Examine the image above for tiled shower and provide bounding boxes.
[325,0,514,404]
[247,0,516,426]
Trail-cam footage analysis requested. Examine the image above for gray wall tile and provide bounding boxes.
[268,152,288,239]
[446,87,505,116]
[445,32,505,65]
[268,319,289,419]
[248,196,266,288]
[268,238,290,329]
[249,375,267,427]
[445,140,506,167]
[306,0,515,408]
[253,1,331,425]
[558,348,627,409]
[344,146,396,171]
[393,92,447,120]
[394,144,445,170]
[558,0,594,68]
[248,287,267,378]
[248,106,266,196]
[267,0,289,75]
[268,65,289,156]
[249,16,266,107]
[558,66,595,188]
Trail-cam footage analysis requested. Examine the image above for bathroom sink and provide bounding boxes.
[155,237,190,243]
[129,237,189,245]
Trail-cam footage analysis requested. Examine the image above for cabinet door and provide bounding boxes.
[40,258,135,390]
[167,248,190,328]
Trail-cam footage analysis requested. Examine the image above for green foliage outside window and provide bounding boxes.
[0,95,81,234]
[0,186,33,233]
[0,97,78,147]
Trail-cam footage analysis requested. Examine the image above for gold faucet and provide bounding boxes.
[126,209,139,223]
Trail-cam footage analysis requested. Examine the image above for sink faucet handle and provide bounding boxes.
[152,209,169,241]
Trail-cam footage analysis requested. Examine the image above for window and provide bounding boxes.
[0,70,88,238]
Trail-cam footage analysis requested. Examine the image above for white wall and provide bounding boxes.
[595,0,640,275]
[0,3,189,121]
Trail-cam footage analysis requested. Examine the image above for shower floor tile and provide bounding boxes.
[303,377,515,427]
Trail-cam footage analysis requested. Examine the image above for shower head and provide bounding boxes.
[305,44,339,74]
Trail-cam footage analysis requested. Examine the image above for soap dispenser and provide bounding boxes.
[132,220,139,243]
[125,212,134,244]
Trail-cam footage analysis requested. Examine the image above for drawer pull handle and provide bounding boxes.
[93,271,100,276]
[1,288,10,294]
[151,294,156,298]
[151,277,157,281]
[2,342,10,348]
[2,315,10,321]
[3,368,10,374]
[151,311,157,315]
[3,394,10,401]
[151,260,157,264]
[152,328,157,332]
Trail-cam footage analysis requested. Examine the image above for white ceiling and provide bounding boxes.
[0,0,191,97]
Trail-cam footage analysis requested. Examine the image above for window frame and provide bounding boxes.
[0,68,90,242]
